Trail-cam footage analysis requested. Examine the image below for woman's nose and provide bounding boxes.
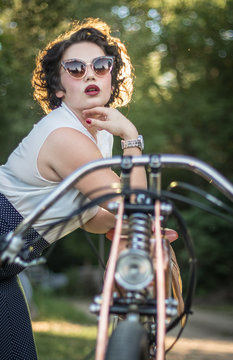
[84,64,96,80]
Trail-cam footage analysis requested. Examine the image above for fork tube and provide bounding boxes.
[149,156,165,359]
[95,200,124,360]
[120,156,133,202]
[149,155,162,195]
[154,201,166,360]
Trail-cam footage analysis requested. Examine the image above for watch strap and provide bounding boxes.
[121,135,144,150]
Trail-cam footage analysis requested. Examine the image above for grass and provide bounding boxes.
[32,290,97,360]
[32,289,233,360]
[35,333,96,360]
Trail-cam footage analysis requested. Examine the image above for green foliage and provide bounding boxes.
[33,288,95,324]
[0,0,232,295]
[172,204,233,298]
[45,229,110,270]
[110,0,233,296]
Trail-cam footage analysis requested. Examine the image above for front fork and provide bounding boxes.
[91,156,177,360]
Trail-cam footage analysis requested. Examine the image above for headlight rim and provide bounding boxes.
[115,248,154,291]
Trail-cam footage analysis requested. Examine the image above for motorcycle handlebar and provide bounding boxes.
[1,154,233,264]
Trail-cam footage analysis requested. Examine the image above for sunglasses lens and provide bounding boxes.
[64,61,86,79]
[93,57,113,76]
[63,57,113,79]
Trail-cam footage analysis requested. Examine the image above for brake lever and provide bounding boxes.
[0,231,46,268]
[0,231,25,264]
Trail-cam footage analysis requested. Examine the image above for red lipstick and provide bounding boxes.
[85,84,100,96]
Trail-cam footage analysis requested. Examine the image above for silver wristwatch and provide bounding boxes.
[121,135,144,151]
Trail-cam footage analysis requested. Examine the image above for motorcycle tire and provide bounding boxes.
[105,320,149,360]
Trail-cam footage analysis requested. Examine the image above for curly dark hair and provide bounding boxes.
[32,18,134,114]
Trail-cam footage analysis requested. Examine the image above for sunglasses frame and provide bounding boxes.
[61,56,114,80]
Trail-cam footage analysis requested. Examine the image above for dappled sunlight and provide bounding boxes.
[32,320,233,359]
[32,320,97,339]
[166,336,233,359]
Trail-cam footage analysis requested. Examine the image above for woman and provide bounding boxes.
[0,18,147,359]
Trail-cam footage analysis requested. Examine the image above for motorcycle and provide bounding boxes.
[1,154,232,360]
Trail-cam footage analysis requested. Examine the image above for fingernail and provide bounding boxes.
[86,118,92,124]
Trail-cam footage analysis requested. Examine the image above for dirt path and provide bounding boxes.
[73,301,233,360]
[166,308,233,359]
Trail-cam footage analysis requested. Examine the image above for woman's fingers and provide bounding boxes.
[83,107,138,139]
[106,228,178,242]
[83,108,112,130]
[85,117,109,131]
[106,228,114,240]
[164,228,178,242]
[83,107,108,119]
[83,108,123,136]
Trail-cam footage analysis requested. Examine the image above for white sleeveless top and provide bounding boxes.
[0,102,113,243]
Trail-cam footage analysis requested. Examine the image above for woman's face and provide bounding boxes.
[57,41,112,118]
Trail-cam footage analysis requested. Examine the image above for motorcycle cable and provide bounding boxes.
[165,203,197,353]
[168,181,233,216]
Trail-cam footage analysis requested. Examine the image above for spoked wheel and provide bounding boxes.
[105,320,149,360]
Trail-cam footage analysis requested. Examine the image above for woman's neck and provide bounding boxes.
[63,102,98,141]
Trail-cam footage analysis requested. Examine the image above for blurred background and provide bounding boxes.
[0,0,233,303]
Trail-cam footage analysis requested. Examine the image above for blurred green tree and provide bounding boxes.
[0,0,232,297]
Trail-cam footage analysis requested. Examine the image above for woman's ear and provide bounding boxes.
[56,90,64,98]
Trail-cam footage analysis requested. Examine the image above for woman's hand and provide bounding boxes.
[82,107,138,140]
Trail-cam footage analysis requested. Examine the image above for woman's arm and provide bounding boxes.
[38,127,121,209]
[81,207,115,234]
[39,107,147,201]
[37,107,147,232]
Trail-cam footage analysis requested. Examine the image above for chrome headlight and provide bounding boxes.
[115,249,154,291]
